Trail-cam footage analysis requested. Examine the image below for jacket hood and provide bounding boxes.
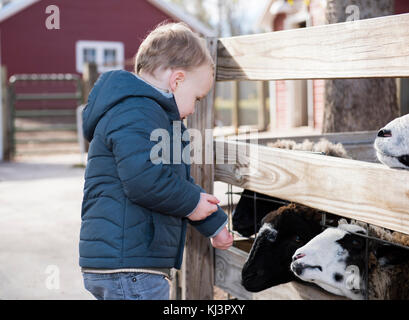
[82,70,180,141]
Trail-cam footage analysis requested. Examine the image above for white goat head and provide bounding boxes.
[374,114,409,169]
[290,224,367,300]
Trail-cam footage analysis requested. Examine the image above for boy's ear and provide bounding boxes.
[169,70,185,92]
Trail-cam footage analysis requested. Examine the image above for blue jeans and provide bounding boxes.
[83,272,170,300]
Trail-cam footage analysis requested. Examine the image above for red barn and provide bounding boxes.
[0,0,214,78]
[0,0,214,159]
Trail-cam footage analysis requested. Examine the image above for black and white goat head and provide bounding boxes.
[290,222,409,300]
[290,223,367,300]
[374,114,409,169]
[241,204,323,292]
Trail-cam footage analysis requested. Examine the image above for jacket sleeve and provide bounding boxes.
[105,104,202,218]
[187,176,229,238]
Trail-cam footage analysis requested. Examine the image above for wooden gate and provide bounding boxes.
[7,74,83,158]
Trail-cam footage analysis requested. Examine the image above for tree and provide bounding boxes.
[217,0,242,37]
[169,0,213,30]
[169,0,245,37]
[323,0,399,133]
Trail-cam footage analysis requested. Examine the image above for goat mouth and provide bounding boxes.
[375,149,397,159]
[241,280,268,293]
[241,275,272,292]
[376,150,409,167]
[291,263,322,276]
[398,155,409,167]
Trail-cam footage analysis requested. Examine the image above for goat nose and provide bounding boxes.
[377,129,392,138]
[293,253,306,262]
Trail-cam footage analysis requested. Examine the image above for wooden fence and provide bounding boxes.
[182,13,409,300]
[1,63,97,159]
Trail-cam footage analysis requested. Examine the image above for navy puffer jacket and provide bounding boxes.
[79,70,227,269]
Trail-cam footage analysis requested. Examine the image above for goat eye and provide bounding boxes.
[266,232,277,242]
[291,235,301,243]
[352,239,363,247]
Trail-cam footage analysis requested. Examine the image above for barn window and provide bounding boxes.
[76,41,124,73]
[83,48,96,64]
[103,49,117,67]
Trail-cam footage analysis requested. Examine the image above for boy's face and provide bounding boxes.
[170,64,214,119]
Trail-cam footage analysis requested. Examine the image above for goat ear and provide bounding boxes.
[260,216,273,227]
[260,209,280,225]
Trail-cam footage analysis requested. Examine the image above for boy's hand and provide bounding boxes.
[211,227,233,250]
[187,193,219,221]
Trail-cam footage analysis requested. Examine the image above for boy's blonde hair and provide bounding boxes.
[135,22,214,75]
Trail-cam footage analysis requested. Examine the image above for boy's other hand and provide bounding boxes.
[187,193,219,221]
[211,227,233,250]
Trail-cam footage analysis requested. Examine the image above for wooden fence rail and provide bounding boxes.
[216,13,409,81]
[214,140,409,235]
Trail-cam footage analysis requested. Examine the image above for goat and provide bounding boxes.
[290,220,409,300]
[241,203,336,292]
[374,114,409,169]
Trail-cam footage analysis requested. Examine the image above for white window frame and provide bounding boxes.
[76,40,124,73]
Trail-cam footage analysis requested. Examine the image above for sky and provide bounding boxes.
[206,0,269,32]
[165,0,270,35]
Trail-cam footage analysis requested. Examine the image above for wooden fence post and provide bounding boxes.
[0,66,5,161]
[82,62,98,104]
[81,63,98,152]
[400,78,409,115]
[182,37,218,300]
[1,66,11,161]
[232,81,239,135]
[257,81,268,132]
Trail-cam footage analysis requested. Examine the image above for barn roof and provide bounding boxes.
[0,0,216,37]
[0,0,39,23]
